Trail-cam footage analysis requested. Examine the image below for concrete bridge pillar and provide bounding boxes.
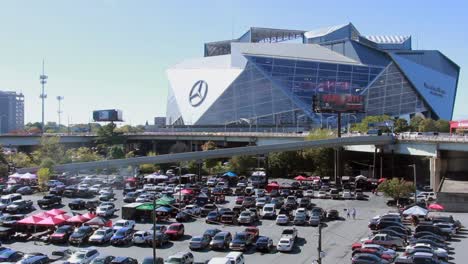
[430,152,447,191]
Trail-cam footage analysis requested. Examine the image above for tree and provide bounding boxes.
[65,147,103,163]
[139,164,157,174]
[95,123,125,150]
[394,118,409,133]
[108,145,125,159]
[201,141,218,173]
[0,146,8,177]
[435,120,450,133]
[8,152,34,168]
[378,178,415,204]
[352,115,392,133]
[40,157,55,172]
[125,151,136,159]
[229,155,257,176]
[418,118,437,132]
[306,128,334,140]
[115,125,145,134]
[37,168,51,191]
[410,116,424,132]
[32,136,65,165]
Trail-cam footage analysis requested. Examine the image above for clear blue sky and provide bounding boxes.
[0,0,466,125]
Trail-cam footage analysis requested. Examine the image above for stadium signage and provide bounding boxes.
[189,80,208,107]
[424,82,446,98]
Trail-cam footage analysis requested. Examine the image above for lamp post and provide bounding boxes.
[296,114,305,133]
[326,116,335,130]
[409,164,417,203]
[0,114,6,135]
[152,197,157,264]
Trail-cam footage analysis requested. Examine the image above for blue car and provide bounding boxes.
[111,227,133,246]
[0,249,23,262]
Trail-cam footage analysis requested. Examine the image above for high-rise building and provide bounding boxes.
[166,23,460,128]
[0,91,24,134]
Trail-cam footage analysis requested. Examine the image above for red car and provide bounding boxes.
[165,223,185,240]
[235,196,245,205]
[244,226,259,240]
[352,248,393,262]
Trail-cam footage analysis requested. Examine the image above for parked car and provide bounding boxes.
[201,204,217,217]
[0,249,23,262]
[89,227,114,244]
[112,220,136,231]
[206,211,221,224]
[16,186,34,195]
[230,232,253,252]
[49,225,74,243]
[96,205,116,218]
[110,257,138,264]
[237,211,254,225]
[91,256,116,264]
[66,248,100,264]
[5,199,33,213]
[37,195,62,209]
[262,203,277,219]
[276,238,294,252]
[110,227,133,246]
[203,228,222,239]
[351,253,389,264]
[164,252,194,264]
[132,230,152,245]
[69,199,86,210]
[189,235,211,250]
[210,231,232,250]
[276,214,290,225]
[69,226,94,245]
[165,223,185,240]
[255,236,274,253]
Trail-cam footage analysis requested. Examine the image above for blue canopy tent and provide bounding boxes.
[223,171,237,177]
[155,206,172,213]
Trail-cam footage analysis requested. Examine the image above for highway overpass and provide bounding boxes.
[17,135,394,173]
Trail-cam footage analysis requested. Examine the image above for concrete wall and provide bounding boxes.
[437,192,468,212]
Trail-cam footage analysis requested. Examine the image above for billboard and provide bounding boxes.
[313,94,365,113]
[93,109,123,122]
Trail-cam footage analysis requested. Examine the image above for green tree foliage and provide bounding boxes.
[0,146,8,177]
[32,136,65,165]
[410,116,424,132]
[201,141,218,173]
[37,168,51,190]
[95,123,125,149]
[65,147,103,163]
[125,151,136,159]
[108,145,125,159]
[418,118,437,132]
[40,157,55,172]
[228,155,257,176]
[435,120,450,133]
[352,115,392,133]
[394,118,409,133]
[139,164,157,174]
[306,128,334,140]
[114,125,145,134]
[377,178,415,202]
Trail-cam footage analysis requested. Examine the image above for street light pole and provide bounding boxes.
[152,197,157,264]
[409,164,417,203]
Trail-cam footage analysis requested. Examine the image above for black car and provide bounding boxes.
[141,257,163,264]
[69,226,94,245]
[123,192,138,203]
[85,200,100,210]
[201,204,217,217]
[0,214,25,227]
[176,211,191,222]
[327,209,339,220]
[415,225,451,239]
[68,199,86,210]
[37,195,62,209]
[255,236,274,253]
[110,257,138,264]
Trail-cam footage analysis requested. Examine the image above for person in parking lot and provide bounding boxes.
[351,208,356,219]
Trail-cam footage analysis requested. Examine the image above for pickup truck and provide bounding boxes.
[353,234,406,250]
[37,195,62,208]
[281,227,298,241]
[5,200,33,213]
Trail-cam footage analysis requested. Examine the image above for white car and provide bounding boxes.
[316,191,327,199]
[77,184,89,191]
[207,179,217,187]
[406,243,448,261]
[96,205,115,217]
[304,190,314,198]
[236,182,247,188]
[143,184,157,191]
[132,230,153,245]
[185,204,201,215]
[112,220,136,231]
[237,211,254,225]
[276,238,294,252]
[276,214,290,225]
[255,197,267,208]
[89,228,114,244]
[341,190,353,199]
[216,182,227,188]
[89,185,101,194]
[295,208,307,216]
[66,248,99,264]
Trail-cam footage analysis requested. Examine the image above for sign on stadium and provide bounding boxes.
[313,94,365,113]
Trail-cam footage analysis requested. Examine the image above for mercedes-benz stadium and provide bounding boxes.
[166,23,460,129]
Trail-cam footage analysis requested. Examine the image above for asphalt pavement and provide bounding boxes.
[3,183,466,264]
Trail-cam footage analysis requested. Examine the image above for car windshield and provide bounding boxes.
[56,227,69,234]
[95,230,106,235]
[191,237,202,241]
[115,222,124,227]
[235,234,246,240]
[168,225,179,231]
[166,257,182,264]
[213,235,224,241]
[92,258,107,264]
[264,207,273,212]
[77,228,89,234]
[115,229,127,236]
[240,212,250,217]
[0,199,10,204]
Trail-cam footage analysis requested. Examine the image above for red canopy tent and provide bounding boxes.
[37,216,67,226]
[17,215,45,225]
[181,189,194,195]
[378,178,387,184]
[66,214,88,224]
[53,214,71,221]
[45,208,66,216]
[294,176,307,181]
[266,182,280,193]
[81,212,97,220]
[428,203,445,211]
[125,177,137,182]
[33,212,50,219]
[307,176,320,181]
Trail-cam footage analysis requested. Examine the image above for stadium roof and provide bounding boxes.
[364,35,410,44]
[303,24,349,39]
[235,42,363,65]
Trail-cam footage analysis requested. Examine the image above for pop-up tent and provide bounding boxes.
[223,171,237,177]
[403,205,428,216]
[37,216,67,226]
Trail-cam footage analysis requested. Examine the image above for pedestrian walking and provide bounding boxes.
[346,208,350,218]
[352,208,356,219]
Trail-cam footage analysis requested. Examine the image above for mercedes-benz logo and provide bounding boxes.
[189,80,208,107]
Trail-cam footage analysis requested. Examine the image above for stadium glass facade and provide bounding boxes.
[166,23,459,128]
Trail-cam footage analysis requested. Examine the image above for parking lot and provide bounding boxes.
[3,183,400,264]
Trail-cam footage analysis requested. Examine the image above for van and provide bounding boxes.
[0,194,22,210]
[225,252,245,264]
